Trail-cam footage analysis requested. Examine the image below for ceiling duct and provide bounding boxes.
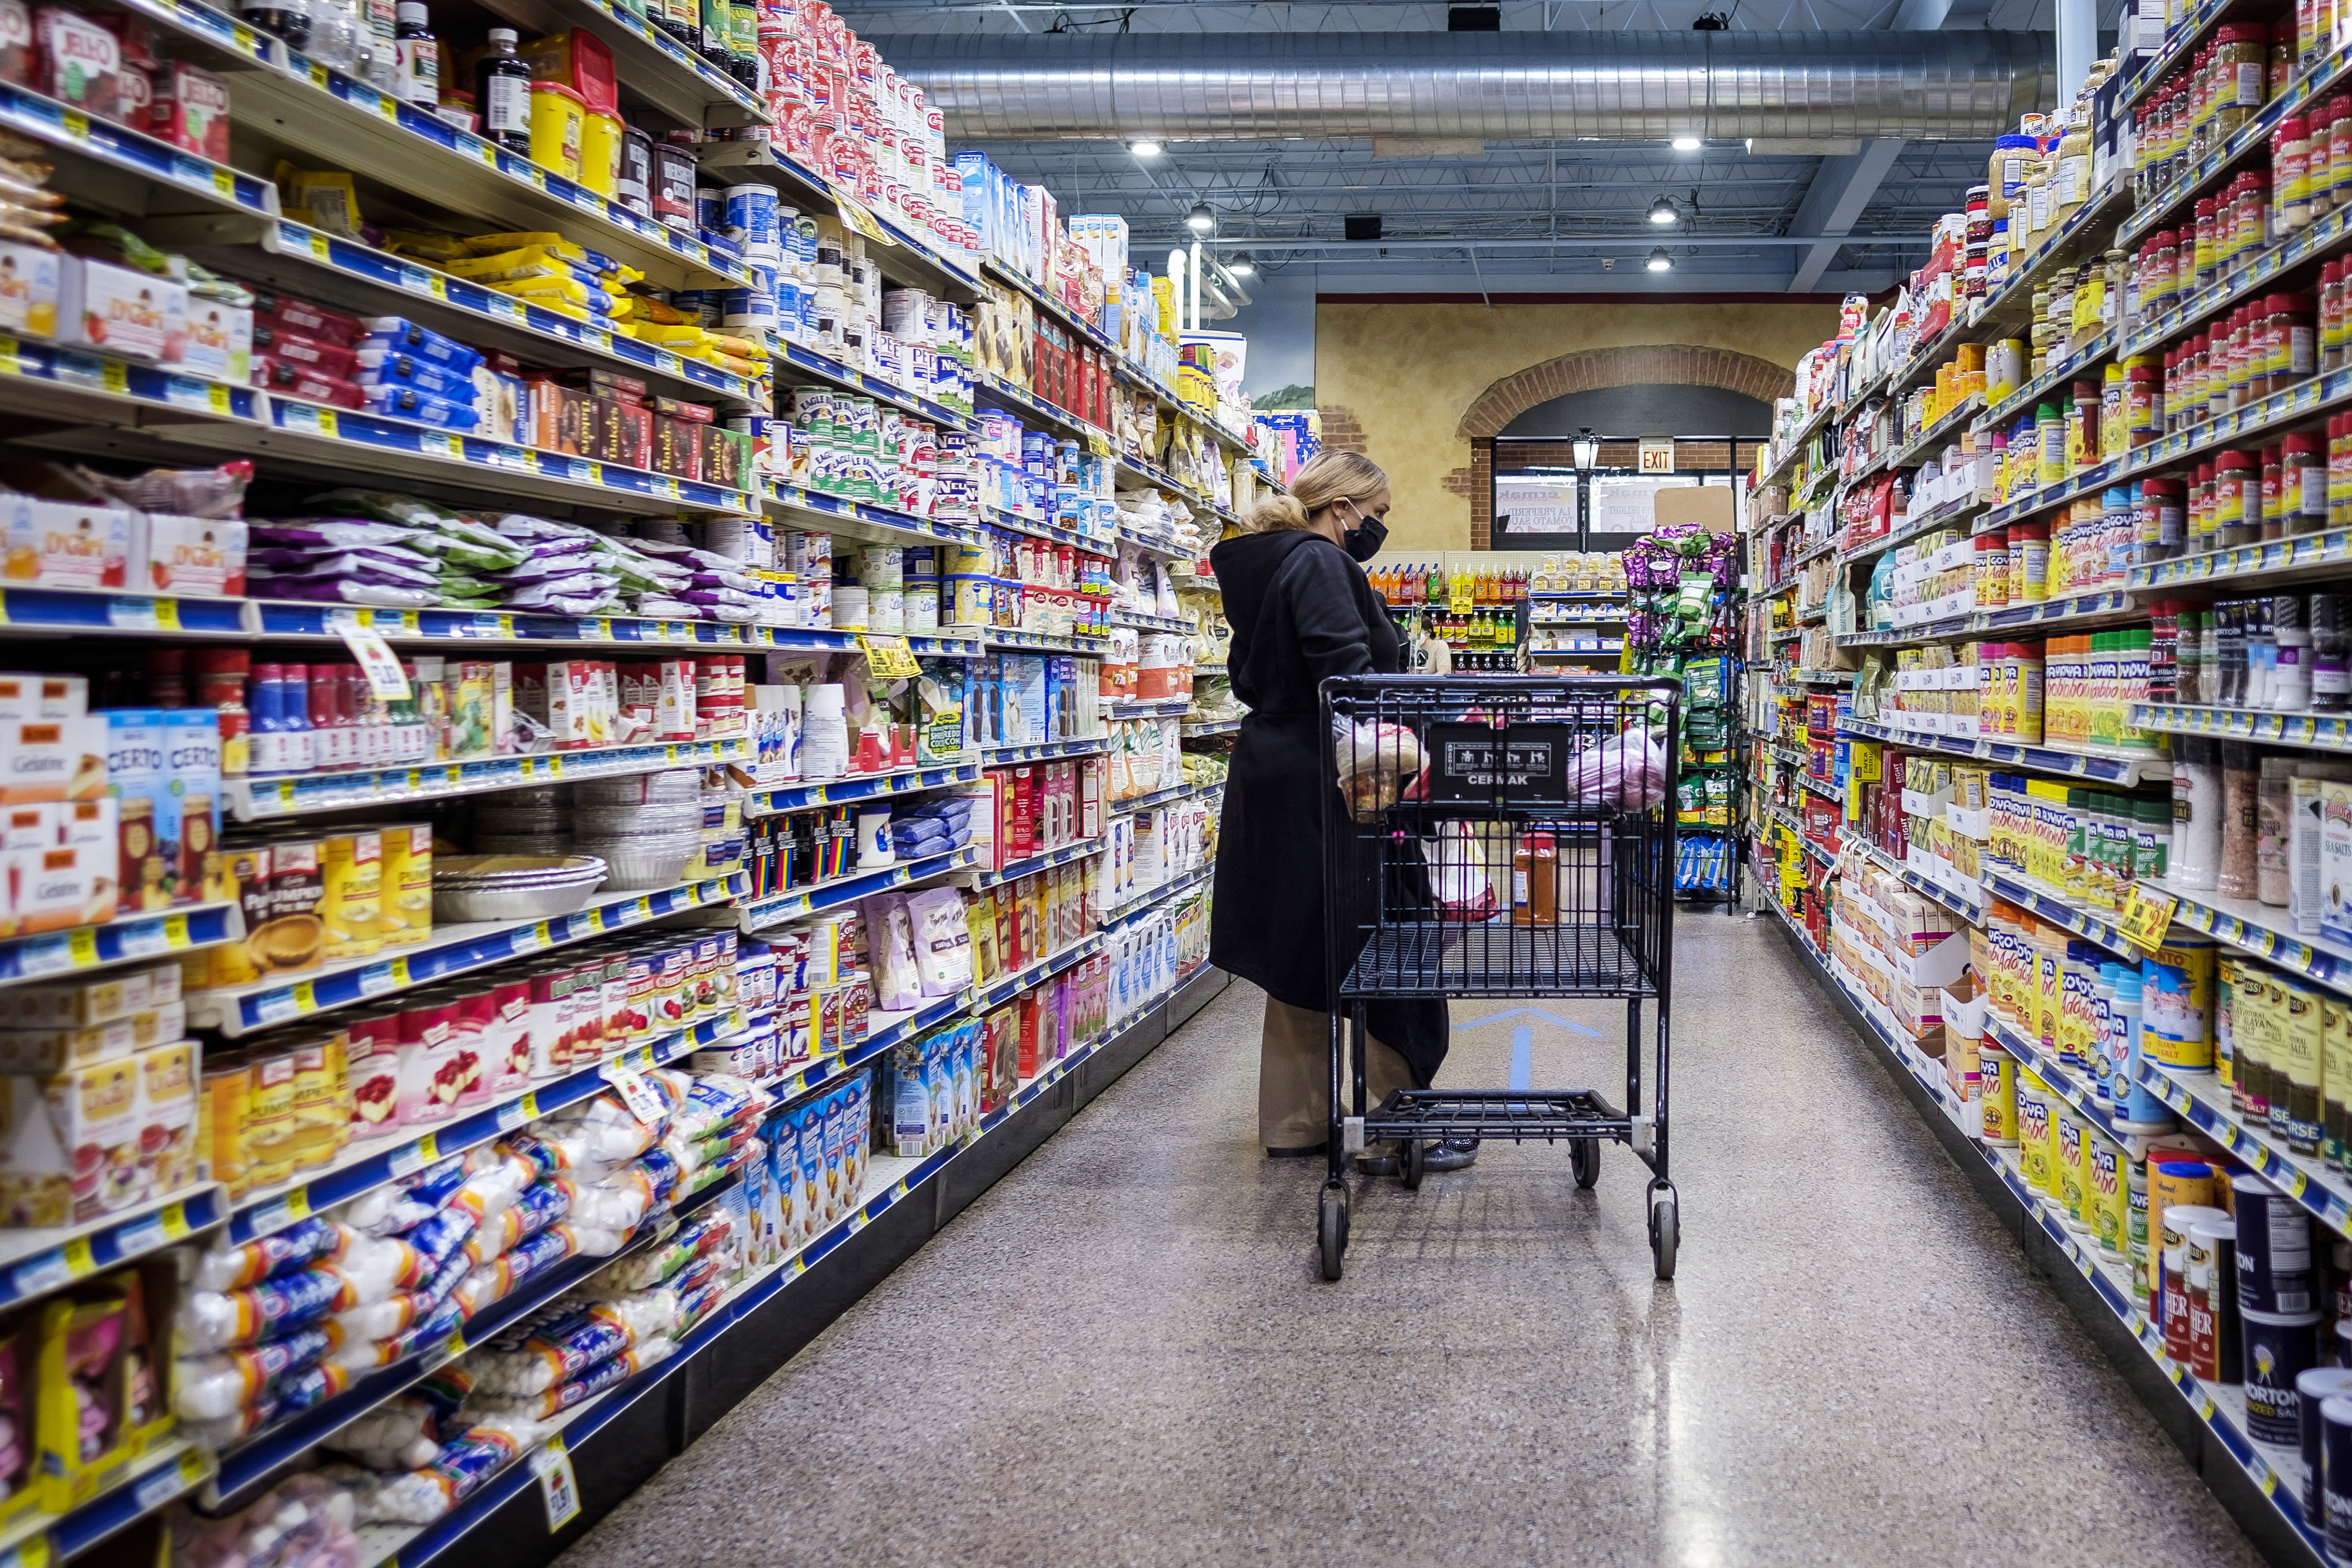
[884,31,2052,143]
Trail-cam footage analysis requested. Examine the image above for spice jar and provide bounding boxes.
[2270,290,2318,392]
[2141,476,2188,559]
[2287,432,2328,533]
[2230,167,2271,263]
[2272,19,2299,103]
[2215,24,2270,136]
[2194,196,2219,288]
[2217,449,2261,546]
[2325,95,2352,214]
[2126,356,2161,445]
[2277,114,2316,232]
[2323,259,2350,370]
[2332,414,2352,529]
[2261,442,2287,538]
[2313,594,2349,711]
[2192,459,2219,543]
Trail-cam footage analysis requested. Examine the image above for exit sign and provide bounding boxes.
[1638,437,1675,474]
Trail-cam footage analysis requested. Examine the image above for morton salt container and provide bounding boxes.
[2231,1173,2318,1315]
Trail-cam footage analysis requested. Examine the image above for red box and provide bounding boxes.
[151,61,229,162]
[249,289,360,347]
[654,416,701,479]
[615,401,653,471]
[252,322,357,379]
[256,356,363,409]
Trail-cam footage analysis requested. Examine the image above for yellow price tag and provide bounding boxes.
[154,599,181,631]
[316,409,339,437]
[0,335,17,376]
[15,1533,51,1568]
[162,915,189,950]
[2119,882,2180,954]
[176,1447,209,1486]
[61,109,88,141]
[67,930,98,967]
[416,1133,438,1164]
[389,957,410,988]
[375,92,400,122]
[212,167,233,198]
[61,1238,93,1277]
[292,980,317,1013]
[308,60,328,87]
[232,22,258,49]
[159,1202,190,1241]
[1084,430,1112,458]
[857,634,922,679]
[101,359,129,395]
[309,230,331,259]
[519,1093,540,1119]
[834,195,893,246]
[208,383,231,414]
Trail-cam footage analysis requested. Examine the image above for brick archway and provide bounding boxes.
[1452,344,1797,546]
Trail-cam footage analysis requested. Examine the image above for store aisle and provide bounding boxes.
[559,919,2263,1568]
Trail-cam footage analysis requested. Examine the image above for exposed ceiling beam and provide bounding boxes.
[1785,138,1905,292]
[1887,0,1994,28]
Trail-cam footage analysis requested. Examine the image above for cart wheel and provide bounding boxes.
[1400,1139,1425,1190]
[1570,1138,1600,1189]
[1318,1182,1349,1281]
[1649,1186,1679,1281]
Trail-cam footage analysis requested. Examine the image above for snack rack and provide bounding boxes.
[1315,674,1683,1281]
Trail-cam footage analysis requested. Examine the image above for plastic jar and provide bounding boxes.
[2142,476,2188,559]
[2147,229,2181,319]
[526,79,586,179]
[2056,114,2095,222]
[2192,460,2219,544]
[2126,357,2161,445]
[2279,115,2316,232]
[2025,159,2054,240]
[2273,19,2300,102]
[579,108,623,198]
[2231,168,2271,263]
[2274,291,2319,390]
[2216,24,2271,133]
[2287,432,2329,533]
[2326,94,2352,213]
[1989,133,2039,220]
[2037,401,2068,486]
[2193,196,2219,287]
[2326,260,2350,370]
[2263,443,2288,537]
[2217,449,2261,546]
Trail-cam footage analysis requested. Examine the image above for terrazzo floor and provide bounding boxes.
[556,915,2266,1568]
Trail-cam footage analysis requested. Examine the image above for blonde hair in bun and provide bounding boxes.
[1245,450,1388,533]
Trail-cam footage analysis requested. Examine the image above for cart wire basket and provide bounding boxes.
[1315,674,1681,1281]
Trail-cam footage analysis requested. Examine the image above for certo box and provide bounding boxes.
[1,498,132,591]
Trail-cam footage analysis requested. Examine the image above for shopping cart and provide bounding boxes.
[1316,674,1681,1281]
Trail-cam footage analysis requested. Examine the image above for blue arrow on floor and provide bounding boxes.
[1455,1007,1604,1097]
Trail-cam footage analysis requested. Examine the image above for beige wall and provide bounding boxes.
[1315,300,1840,553]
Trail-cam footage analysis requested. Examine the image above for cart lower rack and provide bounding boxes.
[1316,674,1682,1282]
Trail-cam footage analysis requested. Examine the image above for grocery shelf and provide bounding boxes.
[2129,703,2352,751]
[0,901,242,988]
[348,967,1225,1568]
[1756,398,1836,492]
[744,763,981,820]
[2130,524,2352,593]
[1117,520,1197,559]
[1531,640,1625,656]
[978,736,1110,765]
[981,259,1117,356]
[1979,327,2123,434]
[981,506,1118,555]
[0,1186,226,1311]
[1775,895,2337,1567]
[1858,841,1986,925]
[1111,778,1226,815]
[206,1166,742,1512]
[187,875,744,1037]
[978,373,1112,451]
[982,628,1111,654]
[773,339,975,434]
[1111,698,1194,718]
[1837,719,2172,786]
[226,1009,747,1246]
[468,0,769,129]
[2143,877,2352,999]
[227,737,751,822]
[733,846,978,931]
[969,932,1107,1012]
[1526,591,1626,601]
[1983,869,2136,960]
[2120,47,2352,252]
[759,481,975,550]
[230,53,750,294]
[1981,1015,2133,1144]
[0,327,267,441]
[2116,0,2227,107]
[0,81,276,223]
[2136,1058,2352,1238]
[2122,205,2352,373]
[1179,717,1242,737]
[146,214,757,407]
[1839,490,1992,566]
[4,1438,215,1567]
[965,835,1105,890]
[701,141,983,302]
[1100,862,1212,927]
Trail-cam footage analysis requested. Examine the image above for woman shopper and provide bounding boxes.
[1207,452,1468,1173]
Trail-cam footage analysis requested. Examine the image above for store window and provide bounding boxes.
[1492,439,1758,550]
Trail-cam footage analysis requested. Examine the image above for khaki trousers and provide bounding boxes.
[1258,996,1415,1151]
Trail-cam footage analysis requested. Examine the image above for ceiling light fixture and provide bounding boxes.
[1186,203,1215,232]
[1647,247,1675,272]
[1130,139,1162,158]
[1647,195,1679,226]
[1671,136,1703,151]
[1229,253,1255,276]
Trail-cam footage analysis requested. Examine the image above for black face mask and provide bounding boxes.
[1342,514,1388,561]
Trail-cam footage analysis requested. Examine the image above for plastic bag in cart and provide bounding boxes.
[1425,821,1498,921]
[1564,728,1670,810]
[1332,717,1424,822]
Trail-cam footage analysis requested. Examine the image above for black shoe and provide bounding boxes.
[1355,1148,1401,1176]
[1265,1142,1329,1158]
[1425,1138,1479,1172]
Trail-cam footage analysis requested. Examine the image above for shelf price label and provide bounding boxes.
[535,1435,582,1532]
[857,634,922,678]
[2119,883,2181,954]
